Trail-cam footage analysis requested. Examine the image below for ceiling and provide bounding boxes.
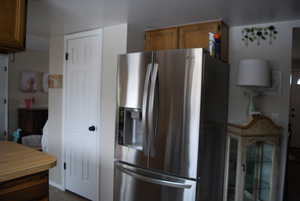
[27,0,300,37]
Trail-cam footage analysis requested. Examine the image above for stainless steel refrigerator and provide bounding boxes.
[114,48,229,201]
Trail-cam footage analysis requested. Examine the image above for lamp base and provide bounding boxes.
[246,90,261,117]
[250,111,261,115]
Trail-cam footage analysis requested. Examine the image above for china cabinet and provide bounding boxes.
[224,115,281,201]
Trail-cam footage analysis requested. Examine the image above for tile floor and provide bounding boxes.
[49,186,90,201]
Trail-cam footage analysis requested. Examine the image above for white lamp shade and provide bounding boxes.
[237,59,271,87]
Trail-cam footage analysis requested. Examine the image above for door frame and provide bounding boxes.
[0,55,8,140]
[62,28,103,201]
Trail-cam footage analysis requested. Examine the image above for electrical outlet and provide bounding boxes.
[271,113,279,122]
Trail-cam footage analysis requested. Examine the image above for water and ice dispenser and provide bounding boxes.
[118,108,143,150]
[117,52,151,151]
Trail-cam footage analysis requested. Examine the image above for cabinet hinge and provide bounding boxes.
[3,130,7,137]
[64,162,67,170]
[65,53,69,61]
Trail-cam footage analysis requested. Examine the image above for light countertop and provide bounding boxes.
[0,141,56,182]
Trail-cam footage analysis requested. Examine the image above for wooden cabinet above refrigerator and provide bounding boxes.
[144,20,229,62]
[145,27,178,51]
[0,0,27,53]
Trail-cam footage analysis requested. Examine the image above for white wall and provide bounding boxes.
[127,23,145,52]
[8,48,49,134]
[47,24,127,201]
[99,23,127,201]
[48,35,64,188]
[229,20,300,201]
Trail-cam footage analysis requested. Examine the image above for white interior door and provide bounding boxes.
[0,55,8,141]
[64,30,102,201]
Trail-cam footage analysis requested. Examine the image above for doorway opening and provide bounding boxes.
[285,27,300,201]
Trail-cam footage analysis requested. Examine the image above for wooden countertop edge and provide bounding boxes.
[0,160,56,183]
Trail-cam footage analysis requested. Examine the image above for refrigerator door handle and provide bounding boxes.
[117,165,192,189]
[142,63,153,153]
[148,63,158,153]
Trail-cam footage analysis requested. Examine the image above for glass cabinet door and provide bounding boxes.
[258,144,273,201]
[243,142,274,201]
[226,137,238,201]
[244,144,258,201]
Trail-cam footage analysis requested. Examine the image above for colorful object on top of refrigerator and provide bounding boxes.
[114,48,229,201]
[209,32,221,59]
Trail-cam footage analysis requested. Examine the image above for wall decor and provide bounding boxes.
[48,74,63,88]
[242,25,278,45]
[20,72,38,92]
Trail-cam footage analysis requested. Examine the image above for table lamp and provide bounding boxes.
[237,59,271,116]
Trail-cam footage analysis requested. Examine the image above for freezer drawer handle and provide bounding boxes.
[118,166,192,189]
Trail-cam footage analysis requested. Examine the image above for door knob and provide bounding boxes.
[89,125,96,132]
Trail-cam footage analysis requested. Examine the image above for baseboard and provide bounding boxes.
[49,181,65,191]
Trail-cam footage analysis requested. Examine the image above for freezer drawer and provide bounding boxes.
[114,162,196,201]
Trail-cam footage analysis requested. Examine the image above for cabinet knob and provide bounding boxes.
[89,125,96,132]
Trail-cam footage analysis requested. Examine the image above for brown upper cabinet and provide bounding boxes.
[144,20,229,62]
[0,0,27,53]
[145,27,178,51]
[179,21,228,61]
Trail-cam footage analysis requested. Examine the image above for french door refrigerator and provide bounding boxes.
[114,48,229,201]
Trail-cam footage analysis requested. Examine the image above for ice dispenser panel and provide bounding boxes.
[118,107,143,150]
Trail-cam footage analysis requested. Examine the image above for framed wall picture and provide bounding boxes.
[20,72,38,92]
[48,74,63,88]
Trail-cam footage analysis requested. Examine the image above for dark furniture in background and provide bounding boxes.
[18,108,48,143]
[284,147,300,201]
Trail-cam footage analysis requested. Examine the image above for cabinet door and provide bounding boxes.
[144,27,178,51]
[225,136,239,201]
[179,21,228,61]
[243,142,275,201]
[179,22,219,49]
[0,0,27,52]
